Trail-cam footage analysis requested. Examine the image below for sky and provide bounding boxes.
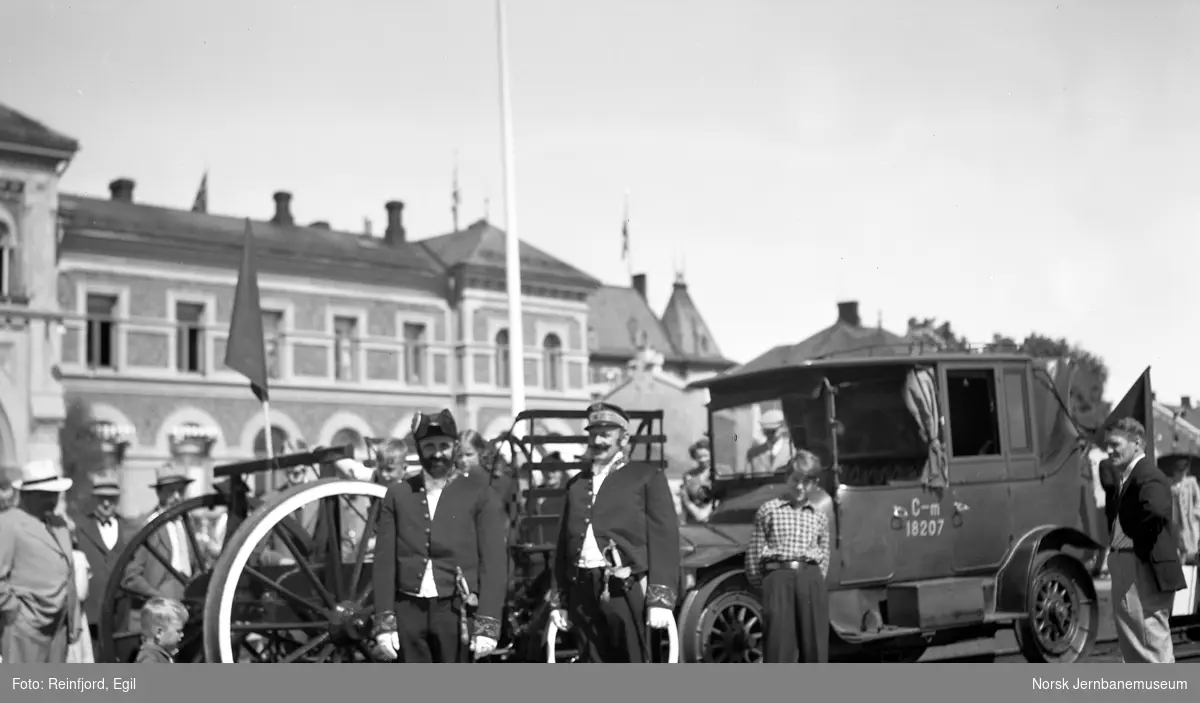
[4,0,1199,405]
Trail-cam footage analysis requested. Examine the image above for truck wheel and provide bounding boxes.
[686,576,764,663]
[1014,551,1098,663]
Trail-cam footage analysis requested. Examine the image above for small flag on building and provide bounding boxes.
[621,195,630,261]
[191,172,208,213]
[225,219,269,402]
[451,153,461,232]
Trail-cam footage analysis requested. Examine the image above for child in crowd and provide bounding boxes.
[1170,459,1200,565]
[135,597,188,663]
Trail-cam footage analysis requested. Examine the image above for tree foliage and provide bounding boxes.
[59,400,105,513]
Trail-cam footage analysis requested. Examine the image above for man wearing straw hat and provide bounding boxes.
[0,459,82,663]
[746,409,793,475]
[122,464,196,603]
[73,469,135,658]
[548,402,681,662]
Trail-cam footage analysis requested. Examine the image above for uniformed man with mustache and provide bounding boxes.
[548,402,681,662]
[371,410,506,662]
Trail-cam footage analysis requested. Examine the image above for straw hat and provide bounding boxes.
[12,459,73,493]
[150,463,194,489]
[760,409,785,430]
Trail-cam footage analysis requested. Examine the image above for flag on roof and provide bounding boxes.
[224,219,269,402]
[191,171,208,213]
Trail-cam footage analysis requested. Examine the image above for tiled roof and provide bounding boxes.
[660,276,732,365]
[60,194,447,294]
[587,285,680,360]
[418,219,601,290]
[0,103,78,155]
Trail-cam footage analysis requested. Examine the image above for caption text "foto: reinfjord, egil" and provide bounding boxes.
[12,677,136,692]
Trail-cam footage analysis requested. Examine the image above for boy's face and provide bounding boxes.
[157,617,184,652]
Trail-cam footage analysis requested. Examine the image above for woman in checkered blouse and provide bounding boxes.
[745,450,831,663]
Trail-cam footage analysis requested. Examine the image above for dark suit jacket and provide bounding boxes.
[73,511,135,624]
[551,461,682,611]
[121,511,195,603]
[372,471,506,640]
[1108,455,1186,593]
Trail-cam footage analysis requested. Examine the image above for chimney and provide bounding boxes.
[272,191,294,226]
[384,201,406,244]
[108,178,135,203]
[632,273,647,300]
[836,301,861,327]
[309,221,330,230]
[1183,396,1192,410]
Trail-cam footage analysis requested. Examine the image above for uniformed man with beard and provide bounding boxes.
[549,402,681,662]
[371,410,506,662]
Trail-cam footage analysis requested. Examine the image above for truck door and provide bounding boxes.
[941,365,1015,574]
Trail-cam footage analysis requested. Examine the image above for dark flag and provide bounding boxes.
[1100,366,1155,464]
[192,172,208,213]
[621,198,630,261]
[225,219,269,402]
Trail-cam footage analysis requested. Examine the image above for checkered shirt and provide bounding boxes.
[745,497,830,588]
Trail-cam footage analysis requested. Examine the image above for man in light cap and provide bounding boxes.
[746,408,793,475]
[0,459,82,663]
[372,409,506,662]
[73,470,135,658]
[548,402,681,662]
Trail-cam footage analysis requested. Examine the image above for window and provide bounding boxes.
[403,322,427,385]
[945,369,1002,457]
[495,329,510,388]
[543,333,563,390]
[333,316,358,381]
[175,302,205,373]
[86,294,118,369]
[1003,369,1032,453]
[0,222,14,297]
[262,310,284,379]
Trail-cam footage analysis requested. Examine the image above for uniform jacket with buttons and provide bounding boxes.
[550,460,681,611]
[372,470,506,639]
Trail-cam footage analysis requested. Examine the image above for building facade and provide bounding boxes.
[0,105,79,473]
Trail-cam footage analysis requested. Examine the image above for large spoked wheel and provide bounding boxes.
[681,574,764,663]
[97,493,227,663]
[202,478,386,663]
[1015,551,1098,663]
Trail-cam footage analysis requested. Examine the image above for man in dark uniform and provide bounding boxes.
[549,402,681,662]
[372,409,506,662]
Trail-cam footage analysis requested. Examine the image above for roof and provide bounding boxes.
[587,285,683,362]
[60,194,447,294]
[418,219,601,291]
[0,103,78,156]
[660,275,732,365]
[1153,401,1200,457]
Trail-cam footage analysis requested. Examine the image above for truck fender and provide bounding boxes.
[994,525,1100,615]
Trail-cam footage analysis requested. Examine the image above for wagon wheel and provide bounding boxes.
[202,478,386,663]
[680,574,764,663]
[97,493,228,662]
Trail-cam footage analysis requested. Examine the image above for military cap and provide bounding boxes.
[585,402,630,432]
[411,409,458,443]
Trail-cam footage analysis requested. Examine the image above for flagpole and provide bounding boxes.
[262,400,274,462]
[624,190,633,283]
[497,0,526,416]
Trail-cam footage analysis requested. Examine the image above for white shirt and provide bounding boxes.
[149,508,192,578]
[416,472,447,598]
[97,516,118,551]
[578,453,625,568]
[1110,452,1144,549]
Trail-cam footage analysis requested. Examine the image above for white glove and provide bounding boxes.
[375,632,399,661]
[549,608,570,631]
[647,606,673,630]
[334,458,373,481]
[473,636,498,658]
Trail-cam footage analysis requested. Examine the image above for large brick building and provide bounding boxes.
[0,102,733,516]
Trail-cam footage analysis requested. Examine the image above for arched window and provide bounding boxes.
[0,220,14,297]
[543,333,563,391]
[495,329,510,388]
[252,425,292,495]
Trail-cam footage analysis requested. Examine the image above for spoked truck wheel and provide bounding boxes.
[1015,551,1098,663]
[680,574,765,663]
[202,478,386,663]
[97,493,227,662]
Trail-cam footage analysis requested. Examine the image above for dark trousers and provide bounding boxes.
[762,564,829,663]
[567,568,648,663]
[394,595,469,663]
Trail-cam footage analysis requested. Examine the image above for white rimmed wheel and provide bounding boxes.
[202,478,387,663]
[97,493,227,662]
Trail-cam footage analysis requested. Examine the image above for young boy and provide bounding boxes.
[135,596,188,663]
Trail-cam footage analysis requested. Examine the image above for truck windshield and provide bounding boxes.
[709,369,925,479]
